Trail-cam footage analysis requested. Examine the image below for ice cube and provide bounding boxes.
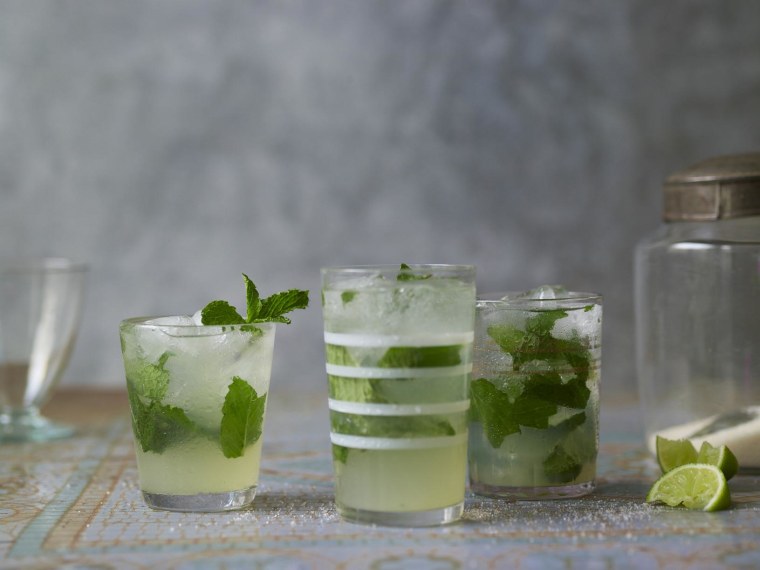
[520,285,568,300]
[191,309,204,325]
[147,315,196,326]
[552,303,602,342]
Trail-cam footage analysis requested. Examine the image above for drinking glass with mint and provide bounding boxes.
[119,274,308,512]
[468,286,603,499]
[321,264,476,526]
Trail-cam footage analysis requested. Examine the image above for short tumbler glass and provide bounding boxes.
[0,258,87,442]
[468,291,603,499]
[321,264,476,526]
[119,317,275,512]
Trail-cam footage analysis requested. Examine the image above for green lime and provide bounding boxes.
[696,441,739,480]
[656,435,697,473]
[646,464,730,511]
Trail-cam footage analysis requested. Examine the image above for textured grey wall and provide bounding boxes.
[2,1,760,399]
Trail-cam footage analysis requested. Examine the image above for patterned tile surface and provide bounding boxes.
[1,392,759,569]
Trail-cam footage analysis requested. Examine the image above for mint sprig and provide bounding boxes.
[201,274,309,326]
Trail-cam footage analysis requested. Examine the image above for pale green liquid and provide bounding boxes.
[136,437,263,495]
[468,391,599,488]
[334,442,467,512]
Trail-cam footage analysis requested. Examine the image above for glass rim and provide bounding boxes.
[321,264,475,275]
[0,257,88,275]
[120,316,277,331]
[477,291,602,306]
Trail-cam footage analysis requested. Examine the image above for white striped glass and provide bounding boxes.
[321,265,475,526]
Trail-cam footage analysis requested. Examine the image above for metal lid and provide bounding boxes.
[663,152,760,221]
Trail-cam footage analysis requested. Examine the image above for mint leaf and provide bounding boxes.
[254,289,309,324]
[325,344,360,366]
[543,443,583,483]
[201,275,309,326]
[341,291,356,304]
[470,378,521,447]
[330,412,455,439]
[129,351,172,401]
[522,371,590,410]
[239,324,264,335]
[552,411,587,432]
[127,386,196,454]
[328,375,380,403]
[243,273,262,322]
[487,325,525,355]
[510,395,557,429]
[201,300,246,325]
[220,377,267,459]
[332,444,351,464]
[525,309,567,336]
[377,345,463,368]
[397,263,432,281]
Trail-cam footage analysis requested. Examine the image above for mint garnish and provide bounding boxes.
[397,263,432,281]
[201,273,308,326]
[470,309,592,451]
[219,377,268,459]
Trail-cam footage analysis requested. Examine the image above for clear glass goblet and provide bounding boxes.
[0,258,87,442]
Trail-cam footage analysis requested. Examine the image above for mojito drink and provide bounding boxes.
[322,265,475,526]
[469,288,602,499]
[120,317,275,511]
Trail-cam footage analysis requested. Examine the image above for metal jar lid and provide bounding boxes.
[663,152,760,221]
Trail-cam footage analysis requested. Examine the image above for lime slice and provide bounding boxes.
[646,464,730,511]
[656,436,697,473]
[696,441,739,480]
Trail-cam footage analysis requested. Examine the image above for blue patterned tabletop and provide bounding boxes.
[1,390,759,569]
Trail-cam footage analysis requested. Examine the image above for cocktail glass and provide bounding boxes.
[468,287,602,499]
[321,264,476,526]
[0,258,87,442]
[119,317,275,512]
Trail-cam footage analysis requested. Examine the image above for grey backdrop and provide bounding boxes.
[2,1,760,400]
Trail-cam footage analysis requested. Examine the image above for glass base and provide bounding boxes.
[471,480,595,500]
[337,501,463,527]
[141,486,258,512]
[0,409,75,443]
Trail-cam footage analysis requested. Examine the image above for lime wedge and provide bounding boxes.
[696,441,739,480]
[646,464,730,511]
[656,436,697,473]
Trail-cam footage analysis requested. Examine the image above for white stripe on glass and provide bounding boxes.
[325,363,472,379]
[328,399,470,416]
[323,331,474,347]
[329,432,468,450]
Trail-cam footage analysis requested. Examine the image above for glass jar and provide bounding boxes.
[635,153,760,472]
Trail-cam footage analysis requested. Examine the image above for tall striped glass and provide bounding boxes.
[321,265,475,526]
